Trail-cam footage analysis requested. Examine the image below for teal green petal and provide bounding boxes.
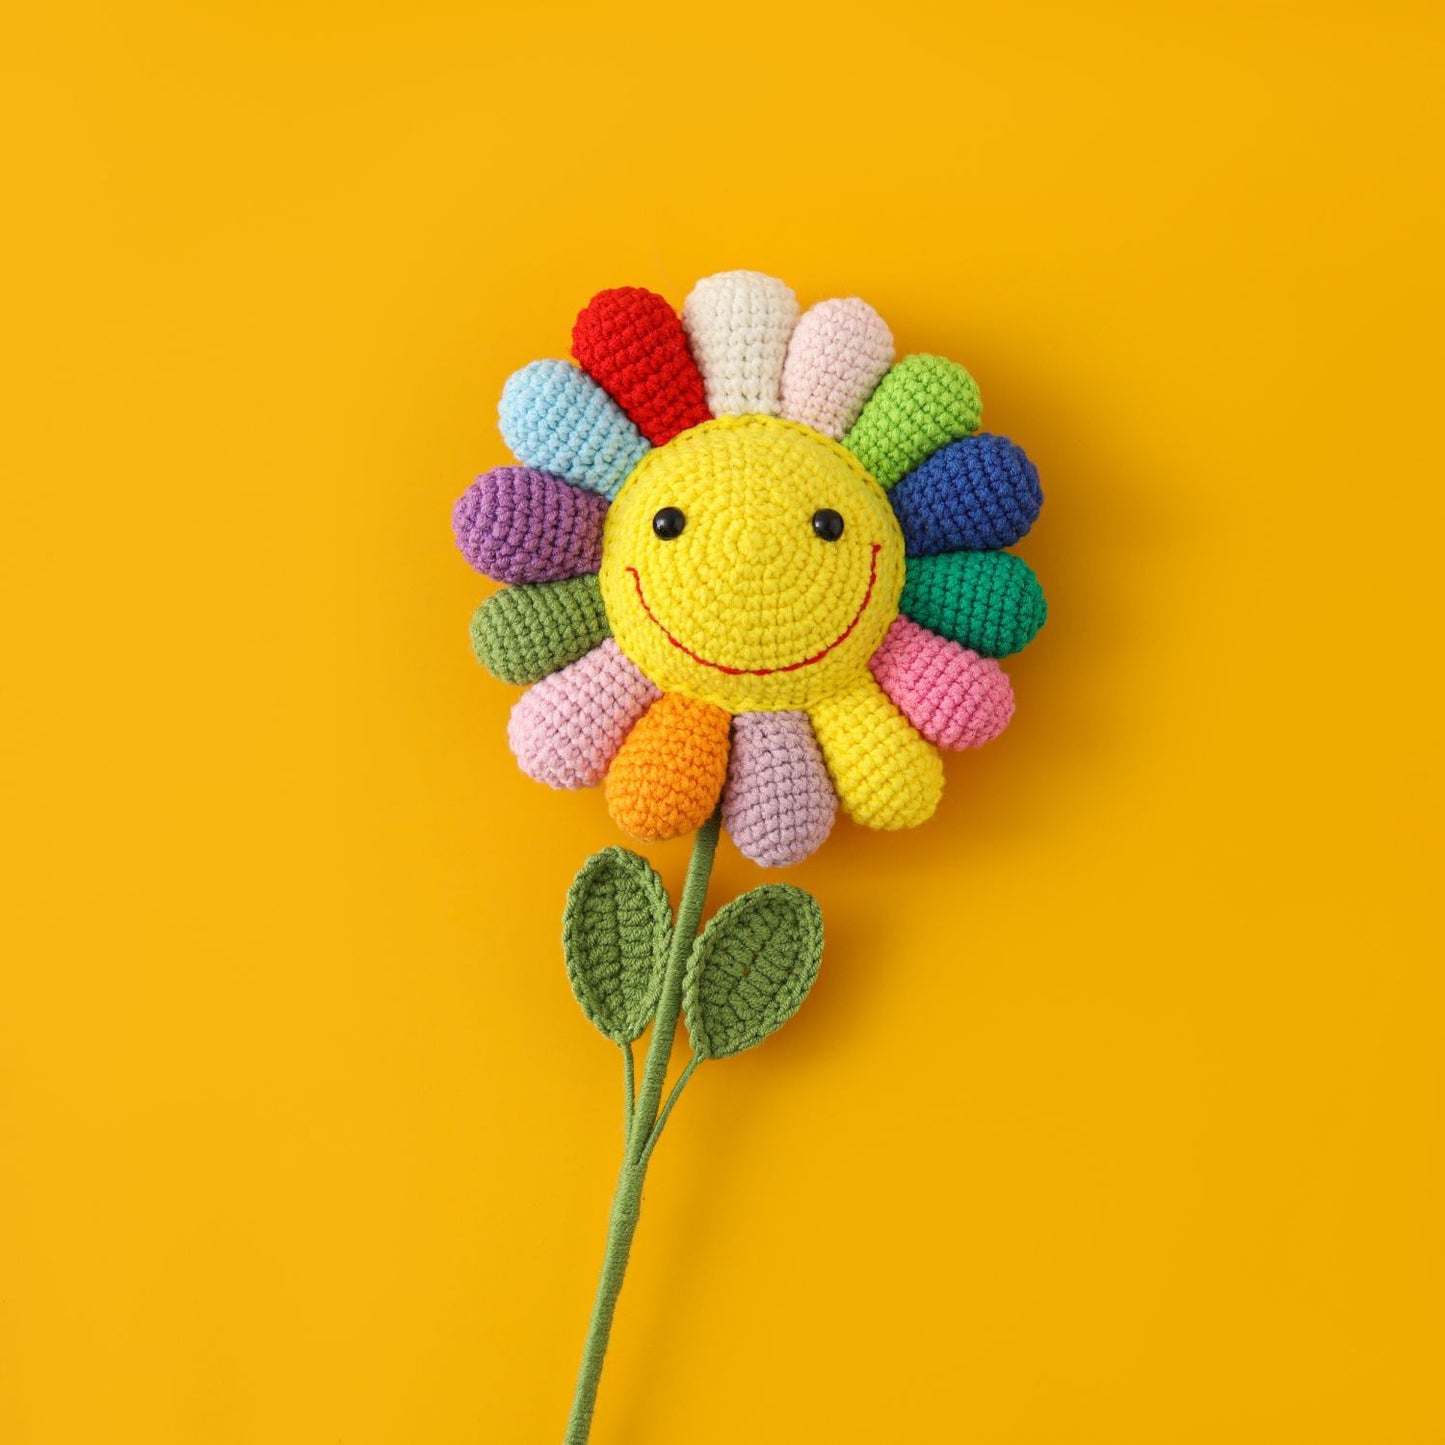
[898,550,1046,658]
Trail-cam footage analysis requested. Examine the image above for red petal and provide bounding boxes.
[572,287,712,446]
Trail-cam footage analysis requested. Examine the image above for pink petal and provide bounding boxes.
[507,640,660,789]
[868,616,1015,749]
[779,298,894,440]
[723,711,837,867]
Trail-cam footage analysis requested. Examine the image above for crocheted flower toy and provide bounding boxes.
[454,270,1045,867]
[451,272,1046,1443]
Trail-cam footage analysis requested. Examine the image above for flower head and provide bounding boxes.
[454,272,1045,866]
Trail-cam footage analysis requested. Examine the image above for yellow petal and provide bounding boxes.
[807,675,943,830]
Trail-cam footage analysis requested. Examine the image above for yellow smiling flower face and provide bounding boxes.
[455,271,1047,863]
[598,416,905,713]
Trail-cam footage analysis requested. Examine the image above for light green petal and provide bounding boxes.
[841,353,981,489]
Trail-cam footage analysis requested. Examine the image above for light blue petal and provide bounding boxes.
[498,360,649,499]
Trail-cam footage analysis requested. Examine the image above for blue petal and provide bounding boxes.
[889,434,1042,554]
[498,360,649,500]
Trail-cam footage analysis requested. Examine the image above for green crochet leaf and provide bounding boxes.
[562,848,672,1044]
[899,549,1046,658]
[683,885,823,1060]
[842,353,982,489]
[470,575,610,686]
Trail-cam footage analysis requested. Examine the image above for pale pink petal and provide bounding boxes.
[507,640,660,789]
[868,616,1015,749]
[779,298,894,440]
[723,711,837,867]
[681,271,799,417]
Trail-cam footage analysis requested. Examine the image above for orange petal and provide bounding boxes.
[605,693,731,841]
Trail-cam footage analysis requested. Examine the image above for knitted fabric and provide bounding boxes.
[509,640,661,789]
[808,674,944,830]
[499,360,649,500]
[867,616,1014,750]
[898,550,1046,659]
[778,298,894,441]
[681,271,799,417]
[453,466,608,584]
[604,692,731,841]
[471,575,611,686]
[682,884,823,1059]
[598,416,904,714]
[722,711,837,867]
[842,354,982,489]
[572,288,712,447]
[889,434,1043,554]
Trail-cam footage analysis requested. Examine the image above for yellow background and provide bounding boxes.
[4,2,1442,1441]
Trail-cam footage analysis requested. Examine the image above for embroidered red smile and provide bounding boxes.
[625,543,882,677]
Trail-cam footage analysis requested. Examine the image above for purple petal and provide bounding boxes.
[723,711,837,867]
[452,467,607,584]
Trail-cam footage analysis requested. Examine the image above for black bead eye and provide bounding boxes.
[652,507,686,540]
[811,508,845,541]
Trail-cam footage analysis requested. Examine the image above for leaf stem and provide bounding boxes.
[620,1042,635,1134]
[641,1055,699,1168]
[562,810,721,1445]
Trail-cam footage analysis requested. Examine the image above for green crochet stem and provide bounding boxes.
[563,810,721,1445]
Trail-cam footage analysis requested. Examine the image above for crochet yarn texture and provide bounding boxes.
[455,269,1047,866]
[451,273,1052,1445]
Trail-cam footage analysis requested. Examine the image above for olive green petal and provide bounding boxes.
[841,353,982,489]
[470,575,611,685]
[898,550,1046,658]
